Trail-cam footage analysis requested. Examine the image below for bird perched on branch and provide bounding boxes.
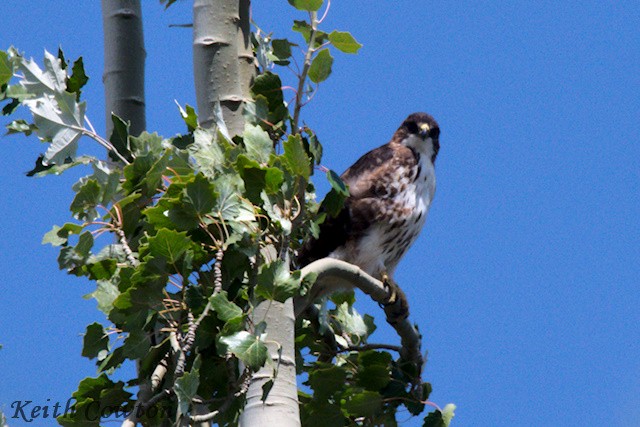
[298,112,440,310]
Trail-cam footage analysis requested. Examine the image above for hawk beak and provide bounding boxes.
[419,123,430,138]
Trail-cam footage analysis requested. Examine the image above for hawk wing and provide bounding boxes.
[297,143,416,266]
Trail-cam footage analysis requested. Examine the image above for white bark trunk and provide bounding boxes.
[192,0,253,135]
[240,300,301,427]
[192,2,299,425]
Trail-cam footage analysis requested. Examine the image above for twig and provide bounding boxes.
[317,0,331,24]
[214,248,224,295]
[174,313,197,378]
[189,369,252,423]
[291,12,318,134]
[339,343,403,353]
[78,120,131,165]
[115,227,139,267]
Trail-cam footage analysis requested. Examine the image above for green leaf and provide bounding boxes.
[423,410,446,427]
[175,365,201,417]
[243,95,270,126]
[57,231,94,272]
[330,290,355,306]
[84,279,120,315]
[264,167,285,193]
[146,228,191,265]
[122,329,150,360]
[82,322,109,359]
[328,31,363,54]
[307,364,346,399]
[308,49,333,83]
[218,331,268,370]
[292,20,313,43]
[288,0,323,11]
[66,56,89,100]
[10,49,86,165]
[178,102,198,132]
[209,291,243,322]
[303,127,323,165]
[0,50,11,86]
[26,154,95,177]
[243,123,273,163]
[212,175,256,224]
[422,402,455,427]
[357,351,392,391]
[320,189,345,218]
[255,260,301,302]
[301,404,344,427]
[109,114,132,163]
[86,259,117,280]
[70,178,101,220]
[189,128,225,178]
[296,25,329,48]
[326,169,349,196]
[342,390,382,418]
[261,379,275,402]
[283,134,311,179]
[236,155,284,203]
[97,345,126,373]
[334,303,368,340]
[59,375,132,426]
[185,173,216,215]
[442,404,457,427]
[129,131,164,157]
[42,222,84,246]
[270,39,293,65]
[2,98,20,115]
[320,170,349,217]
[123,150,171,197]
[43,225,67,246]
[251,72,288,125]
[261,192,292,234]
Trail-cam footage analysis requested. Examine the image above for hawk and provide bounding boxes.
[298,112,440,301]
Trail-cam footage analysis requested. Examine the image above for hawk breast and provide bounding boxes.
[328,145,436,279]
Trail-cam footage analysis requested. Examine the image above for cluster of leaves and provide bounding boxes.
[296,294,431,426]
[1,1,453,426]
[2,45,319,425]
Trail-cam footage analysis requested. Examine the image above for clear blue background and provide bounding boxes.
[1,1,639,426]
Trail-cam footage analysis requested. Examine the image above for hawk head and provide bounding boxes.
[395,112,440,162]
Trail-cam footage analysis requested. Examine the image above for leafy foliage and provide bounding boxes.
[1,1,453,425]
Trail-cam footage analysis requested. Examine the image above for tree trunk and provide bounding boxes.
[240,300,300,426]
[102,3,147,426]
[192,0,252,135]
[102,0,146,137]
[192,2,300,425]
[240,250,301,427]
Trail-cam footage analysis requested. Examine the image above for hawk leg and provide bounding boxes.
[381,272,409,324]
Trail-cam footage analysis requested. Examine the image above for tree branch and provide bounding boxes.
[295,258,424,372]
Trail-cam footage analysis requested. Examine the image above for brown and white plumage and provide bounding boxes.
[298,112,440,282]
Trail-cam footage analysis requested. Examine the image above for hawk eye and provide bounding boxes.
[404,121,419,134]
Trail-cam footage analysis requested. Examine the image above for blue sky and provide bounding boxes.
[2,1,639,426]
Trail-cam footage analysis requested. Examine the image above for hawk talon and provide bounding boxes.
[381,273,398,306]
[380,273,410,323]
